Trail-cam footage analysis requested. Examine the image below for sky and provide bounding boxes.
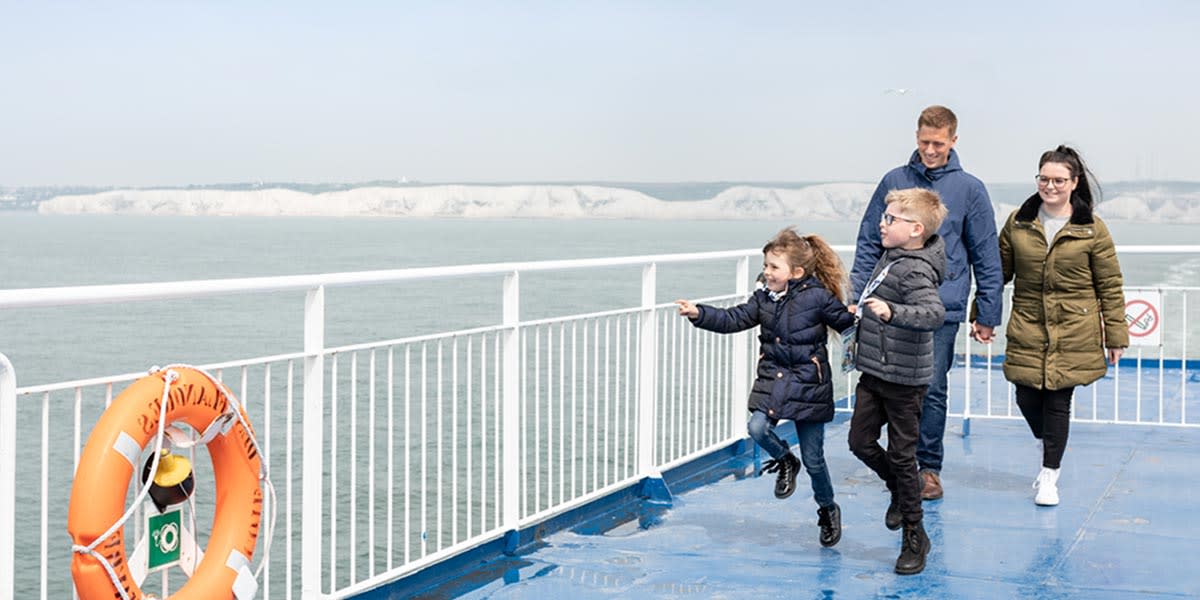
[2,1,1198,187]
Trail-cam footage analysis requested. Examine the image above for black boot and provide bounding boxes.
[817,502,842,547]
[894,520,930,575]
[885,491,902,531]
[763,453,801,499]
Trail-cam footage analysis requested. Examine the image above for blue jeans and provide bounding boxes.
[747,411,835,507]
[916,322,960,474]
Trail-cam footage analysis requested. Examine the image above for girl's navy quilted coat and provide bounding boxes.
[691,275,856,422]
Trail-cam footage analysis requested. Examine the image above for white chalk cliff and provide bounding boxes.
[36,183,1200,221]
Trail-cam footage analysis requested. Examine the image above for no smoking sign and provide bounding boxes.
[1124,290,1162,347]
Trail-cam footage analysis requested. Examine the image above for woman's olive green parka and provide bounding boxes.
[999,195,1129,390]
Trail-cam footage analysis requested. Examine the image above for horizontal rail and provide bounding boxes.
[0,249,774,309]
[3,245,1197,310]
[4,244,1195,311]
[15,351,311,395]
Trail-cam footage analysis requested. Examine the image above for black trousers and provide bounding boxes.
[848,373,927,525]
[1014,384,1075,469]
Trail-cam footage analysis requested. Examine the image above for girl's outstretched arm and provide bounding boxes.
[675,299,699,319]
[685,296,763,333]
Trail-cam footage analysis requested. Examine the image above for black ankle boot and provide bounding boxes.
[763,453,801,499]
[817,502,842,547]
[885,491,902,531]
[895,520,930,575]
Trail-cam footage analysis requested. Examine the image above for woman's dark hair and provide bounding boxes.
[1039,145,1101,211]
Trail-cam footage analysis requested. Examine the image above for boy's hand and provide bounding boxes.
[861,298,891,322]
[675,299,699,319]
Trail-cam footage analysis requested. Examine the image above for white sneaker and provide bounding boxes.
[1033,467,1060,506]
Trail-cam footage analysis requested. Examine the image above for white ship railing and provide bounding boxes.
[1,245,1198,599]
[0,249,765,600]
[951,285,1199,431]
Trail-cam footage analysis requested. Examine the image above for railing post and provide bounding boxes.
[0,353,15,600]
[501,272,521,549]
[302,286,325,599]
[730,257,750,440]
[636,264,660,478]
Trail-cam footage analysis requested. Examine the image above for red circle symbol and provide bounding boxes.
[1124,299,1159,338]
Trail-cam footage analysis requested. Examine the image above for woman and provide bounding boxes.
[998,145,1128,506]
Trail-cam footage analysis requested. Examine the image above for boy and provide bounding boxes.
[847,188,948,574]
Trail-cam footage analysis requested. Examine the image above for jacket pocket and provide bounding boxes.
[1058,301,1102,351]
[768,371,800,407]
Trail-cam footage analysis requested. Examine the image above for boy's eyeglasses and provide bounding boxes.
[881,212,918,226]
[1036,175,1073,189]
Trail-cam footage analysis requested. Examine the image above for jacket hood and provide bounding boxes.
[906,149,963,182]
[1015,193,1095,225]
[883,234,946,284]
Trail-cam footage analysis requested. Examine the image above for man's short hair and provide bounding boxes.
[886,188,948,241]
[918,105,957,137]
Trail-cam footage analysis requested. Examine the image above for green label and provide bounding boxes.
[147,507,182,571]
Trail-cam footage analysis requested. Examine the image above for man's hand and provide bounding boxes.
[861,298,891,322]
[1108,347,1125,365]
[970,323,995,344]
[675,299,699,319]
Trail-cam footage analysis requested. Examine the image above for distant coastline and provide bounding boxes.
[10,181,1200,222]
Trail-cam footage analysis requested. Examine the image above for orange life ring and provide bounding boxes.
[68,367,263,599]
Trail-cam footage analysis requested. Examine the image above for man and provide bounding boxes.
[849,105,1003,501]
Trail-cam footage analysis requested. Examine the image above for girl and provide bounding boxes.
[676,228,856,547]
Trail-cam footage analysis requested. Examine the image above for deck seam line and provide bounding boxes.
[1048,434,1142,584]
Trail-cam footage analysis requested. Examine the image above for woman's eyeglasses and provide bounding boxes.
[1036,175,1073,189]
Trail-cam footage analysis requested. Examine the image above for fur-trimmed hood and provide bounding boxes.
[1014,193,1094,225]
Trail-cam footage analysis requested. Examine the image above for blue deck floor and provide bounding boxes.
[451,414,1200,598]
[376,363,1200,599]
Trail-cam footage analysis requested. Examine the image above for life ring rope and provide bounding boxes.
[70,364,277,600]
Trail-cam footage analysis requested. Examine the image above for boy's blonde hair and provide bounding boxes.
[885,188,948,241]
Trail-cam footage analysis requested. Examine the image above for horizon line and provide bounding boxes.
[4,178,1199,190]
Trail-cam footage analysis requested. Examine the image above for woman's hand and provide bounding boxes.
[1107,347,1125,365]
